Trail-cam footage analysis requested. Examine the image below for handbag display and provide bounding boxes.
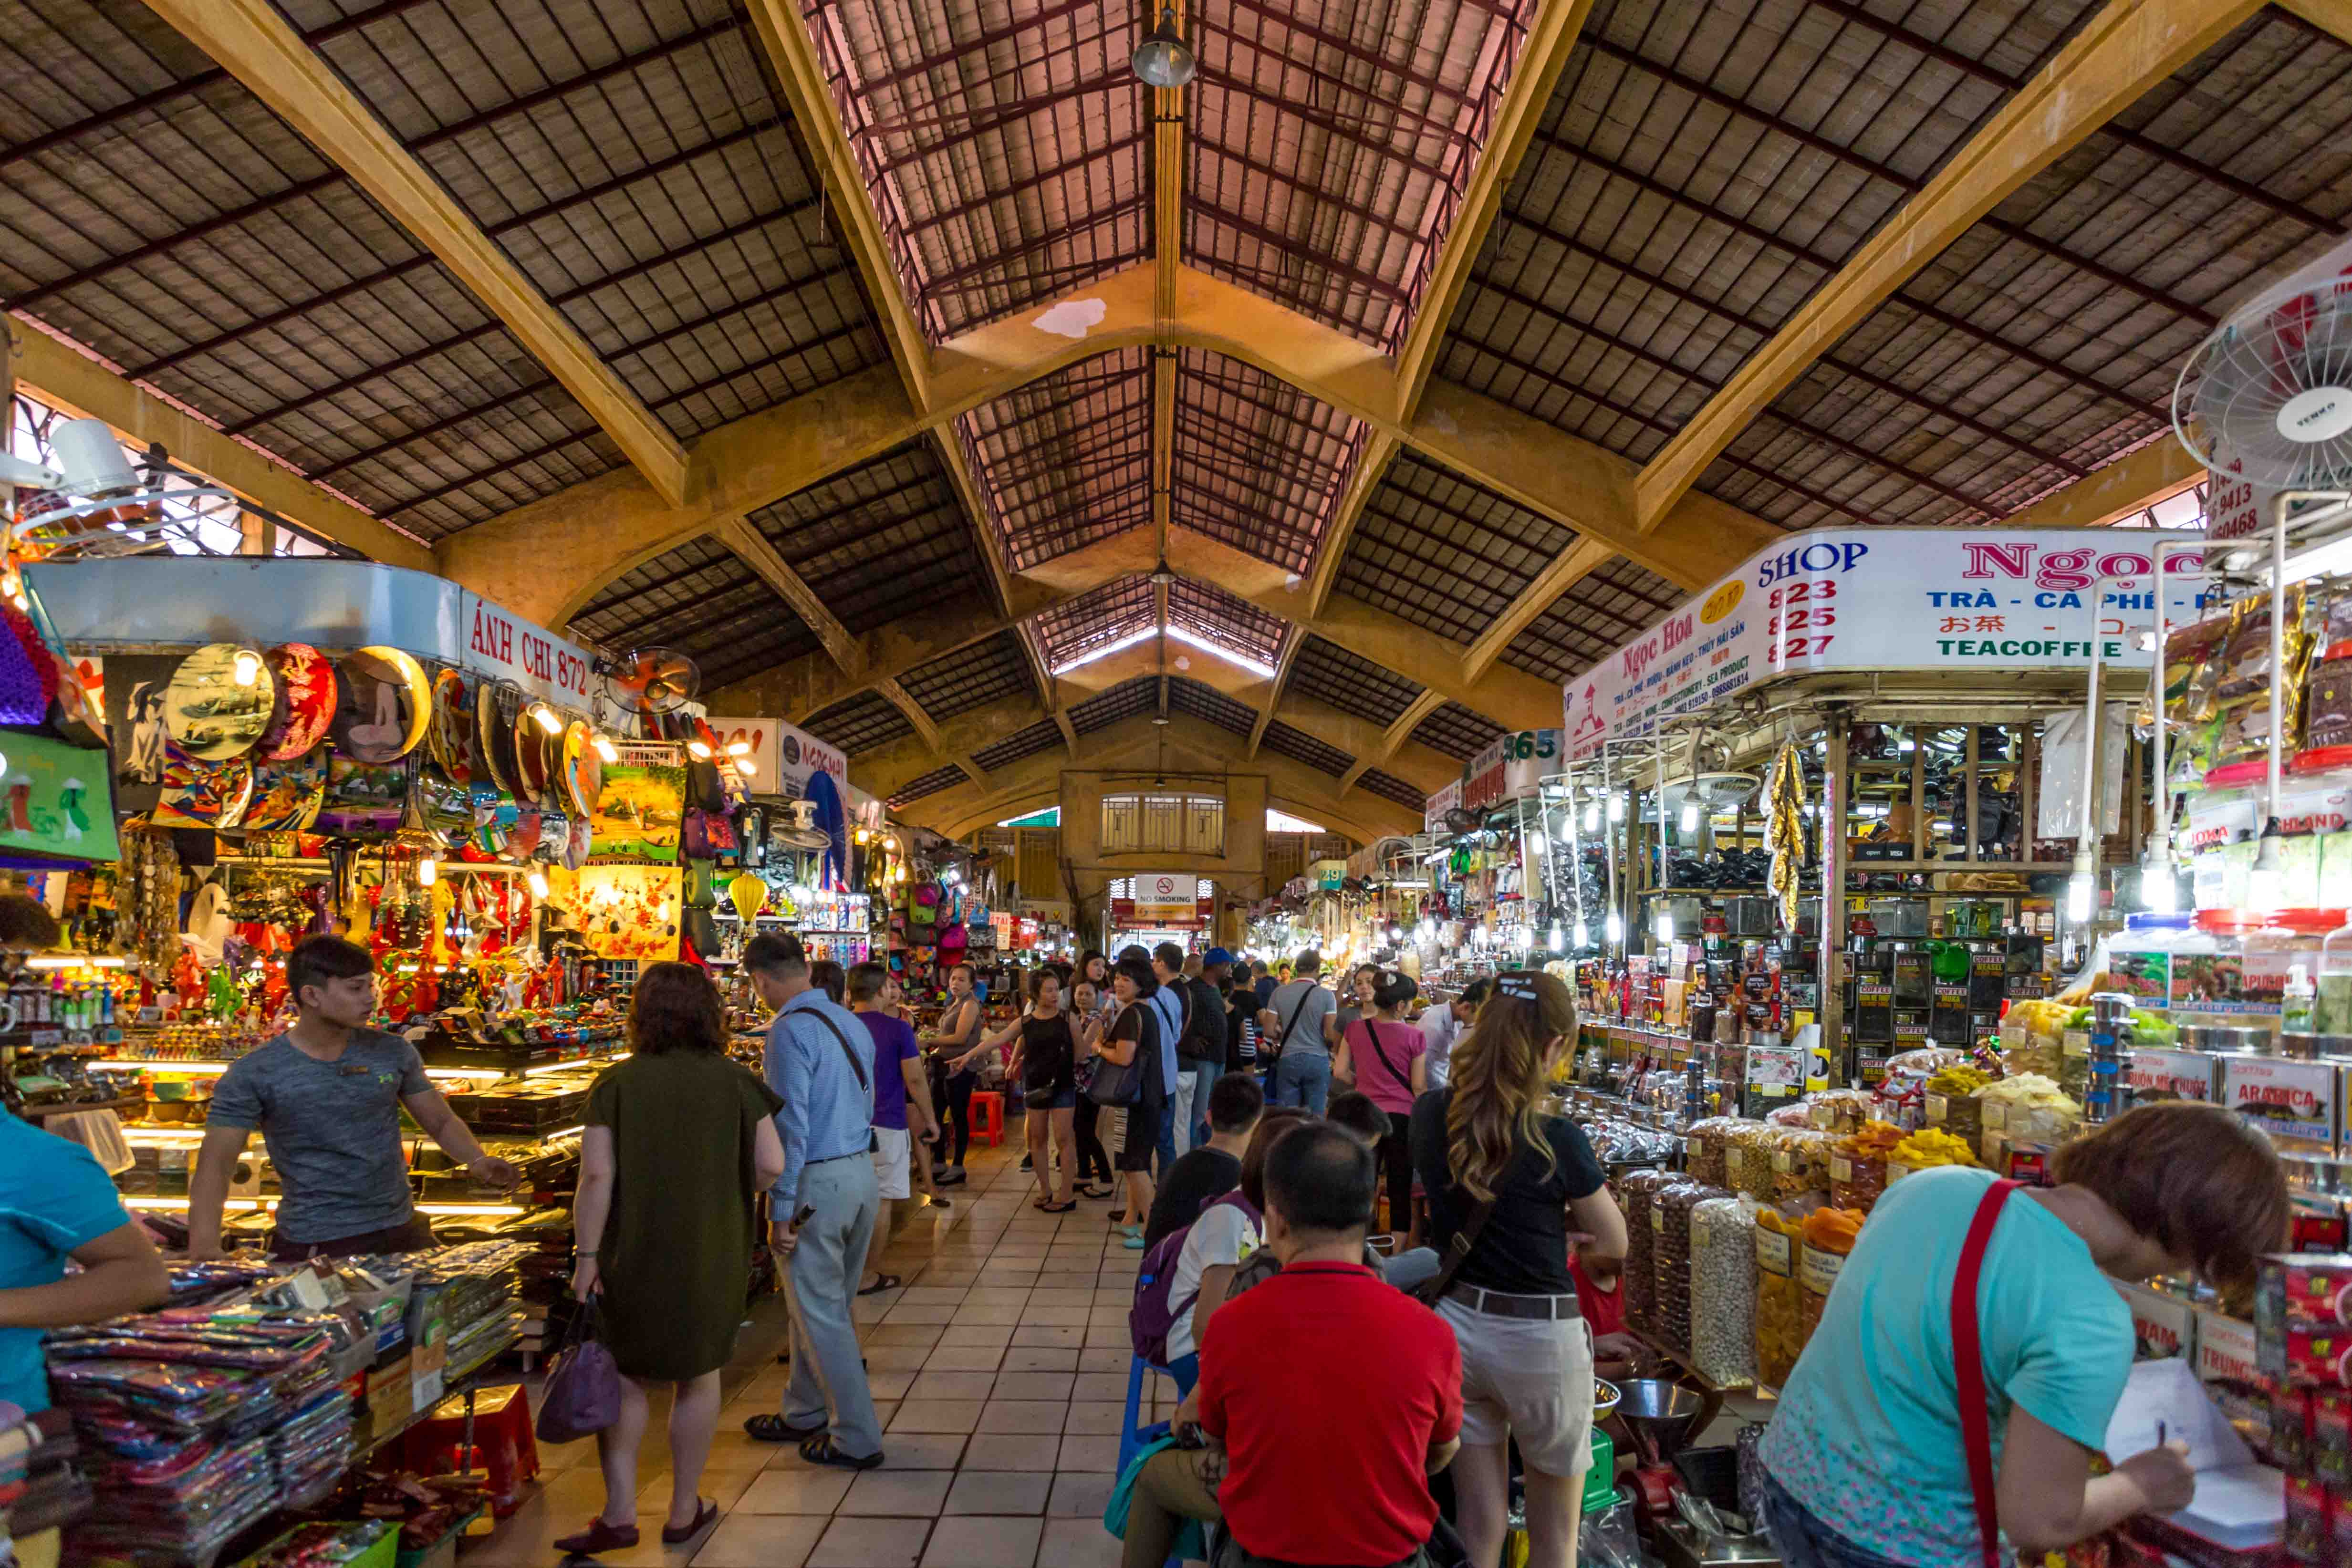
[535,1298,622,1443]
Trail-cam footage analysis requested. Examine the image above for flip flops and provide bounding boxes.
[743,1413,826,1443]
[800,1433,884,1471]
[554,1520,638,1556]
[857,1274,902,1296]
[662,1500,719,1545]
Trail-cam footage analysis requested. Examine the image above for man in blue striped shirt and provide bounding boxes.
[743,932,885,1470]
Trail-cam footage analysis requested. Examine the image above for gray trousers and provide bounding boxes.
[781,1154,883,1456]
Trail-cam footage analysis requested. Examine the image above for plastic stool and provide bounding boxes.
[967,1090,1006,1148]
[1116,1351,1176,1478]
[402,1382,540,1517]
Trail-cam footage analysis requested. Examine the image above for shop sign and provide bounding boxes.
[702,716,847,797]
[2194,1306,2258,1385]
[1423,778,1461,834]
[1558,527,2213,760]
[0,732,117,862]
[2221,1055,2340,1152]
[2126,1047,2215,1102]
[1461,729,1560,810]
[458,592,595,709]
[2112,1280,2193,1360]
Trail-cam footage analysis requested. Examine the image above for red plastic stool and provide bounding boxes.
[402,1382,540,1516]
[968,1090,1006,1148]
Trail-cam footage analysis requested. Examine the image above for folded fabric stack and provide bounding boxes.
[0,1405,89,1539]
[162,1261,279,1307]
[406,1244,532,1380]
[45,1311,347,1560]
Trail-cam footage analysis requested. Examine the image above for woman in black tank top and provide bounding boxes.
[1005,971,1079,1210]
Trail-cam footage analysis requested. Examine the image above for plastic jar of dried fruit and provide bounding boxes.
[1655,1181,1723,1358]
[1771,1128,1833,1202]
[1798,1206,1864,1342]
[1620,1168,1673,1335]
[1726,1123,1779,1200]
[1684,1117,1739,1188]
[1754,1206,1802,1388]
[1691,1195,1758,1389]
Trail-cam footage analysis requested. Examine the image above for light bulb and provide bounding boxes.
[1548,924,1564,952]
[1387,924,1402,941]
[1679,799,1700,834]
[1582,802,1601,833]
[1655,911,1676,945]
[592,732,619,763]
[1607,791,1625,822]
[1604,910,1624,944]
[531,704,562,735]
[1516,925,1534,951]
[231,650,261,687]
[417,856,438,886]
[2141,854,2178,915]
[527,869,549,898]
[727,739,751,756]
[1573,920,1590,947]
[687,739,713,759]
[2065,871,2092,923]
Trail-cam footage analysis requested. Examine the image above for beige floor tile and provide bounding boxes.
[838,1469,954,1516]
[1085,1309,1129,1329]
[1045,1471,1115,1518]
[960,1302,1030,1325]
[954,1432,1059,1473]
[907,1371,999,1402]
[863,1343,933,1371]
[898,1288,969,1306]
[1023,1305,1090,1327]
[999,1347,1079,1373]
[1055,1433,1119,1473]
[887,1398,983,1433]
[737,1467,855,1514]
[1010,1325,1085,1349]
[997,1372,1075,1402]
[636,1468,761,1517]
[940,1323,1017,1348]
[879,1304,960,1325]
[691,1513,827,1568]
[943,1471,1051,1516]
[806,1515,932,1568]
[868,1370,917,1401]
[1025,1288,1094,1307]
[1036,1516,1122,1568]
[1061,1402,1126,1436]
[1082,1325,1130,1349]
[968,1287,1035,1308]
[864,1324,946,1347]
[922,1343,1006,1372]
[919,1515,1042,1568]
[1076,1349,1128,1373]
[1071,1373,1132,1402]
[880,1434,969,1470]
[976,1400,1067,1434]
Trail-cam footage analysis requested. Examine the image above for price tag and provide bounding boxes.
[2063,1029,2091,1059]
[1686,1136,1702,1161]
[1982,1101,2008,1130]
[1755,1227,1793,1275]
[1799,1243,1846,1296]
[1925,1093,1948,1124]
[1772,1150,1793,1172]
[1830,1155,1853,1183]
[1652,1206,1666,1232]
[1886,1160,1914,1186]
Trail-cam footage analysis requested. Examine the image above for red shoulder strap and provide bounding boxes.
[1953,1178,2023,1568]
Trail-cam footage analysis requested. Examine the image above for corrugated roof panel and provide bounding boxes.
[1288,635,1424,727]
[1260,719,1352,776]
[1359,768,1426,810]
[899,629,1036,721]
[958,348,1152,569]
[1034,575,1157,670]
[748,438,988,636]
[1172,350,1366,572]
[1412,700,1504,760]
[1166,579,1287,670]
[1336,454,1576,648]
[1069,676,1159,733]
[803,688,916,754]
[974,718,1065,771]
[1167,676,1258,734]
[889,764,970,806]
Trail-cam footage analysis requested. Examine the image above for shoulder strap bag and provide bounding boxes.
[1954,1178,2023,1568]
[1270,988,1315,1061]
[1086,1004,1149,1107]
[800,1007,880,1150]
[1360,1020,1411,1092]
[1410,1184,1499,1307]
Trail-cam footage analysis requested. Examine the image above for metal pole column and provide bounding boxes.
[1818,713,1850,1084]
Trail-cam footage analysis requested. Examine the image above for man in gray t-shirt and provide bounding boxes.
[191,935,517,1260]
[1256,955,1337,1114]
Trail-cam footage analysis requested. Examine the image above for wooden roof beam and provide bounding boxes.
[1631,0,2266,531]
[712,515,859,674]
[1463,537,1615,682]
[1249,629,1302,759]
[140,0,689,509]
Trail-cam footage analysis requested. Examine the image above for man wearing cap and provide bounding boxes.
[1181,948,1234,1152]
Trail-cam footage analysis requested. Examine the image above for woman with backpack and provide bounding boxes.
[1409,970,1627,1568]
[1143,1106,1310,1396]
[1332,968,1426,1248]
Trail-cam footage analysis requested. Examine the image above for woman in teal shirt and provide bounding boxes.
[1758,1103,2288,1568]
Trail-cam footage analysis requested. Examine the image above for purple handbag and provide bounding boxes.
[535,1298,621,1443]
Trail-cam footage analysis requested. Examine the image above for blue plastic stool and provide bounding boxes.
[1117,1351,1176,1478]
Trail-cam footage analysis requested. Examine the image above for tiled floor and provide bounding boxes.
[474,1141,1169,1568]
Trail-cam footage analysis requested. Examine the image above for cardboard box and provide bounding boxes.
[2113,1280,2195,1361]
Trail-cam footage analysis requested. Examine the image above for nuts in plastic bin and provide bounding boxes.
[1656,1182,1725,1358]
[1755,1207,1803,1387]
[1830,1121,1904,1211]
[1771,1129,1832,1200]
[1806,1090,1872,1133]
[1691,1195,1758,1389]
[1684,1117,1738,1189]
[1726,1122,1779,1200]
[1619,1169,1672,1335]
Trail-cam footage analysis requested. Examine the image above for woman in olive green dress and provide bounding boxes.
[558,963,785,1556]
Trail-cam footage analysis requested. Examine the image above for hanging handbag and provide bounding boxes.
[1086,1003,1150,1107]
[536,1297,623,1443]
[1411,1184,1500,1307]
[1954,1177,2023,1568]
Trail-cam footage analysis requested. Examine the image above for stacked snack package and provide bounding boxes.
[1656,1183,1728,1359]
[1691,1195,1759,1389]
[1770,1128,1833,1205]
[2211,589,2310,784]
[1806,1090,1872,1134]
[2259,1254,2352,1562]
[1754,1207,1803,1388]
[1979,1074,2081,1173]
[1925,1063,1992,1153]
[1726,1123,1778,1202]
[1620,1170,1672,1336]
[2001,999,2071,1080]
[1797,1207,1864,1343]
[1829,1121,1903,1213]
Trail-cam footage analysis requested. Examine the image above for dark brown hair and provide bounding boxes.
[2049,1101,2289,1295]
[1239,1107,1315,1213]
[287,933,373,1011]
[627,960,728,1056]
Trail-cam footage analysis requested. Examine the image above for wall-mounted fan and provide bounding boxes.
[601,646,701,717]
[2174,240,2352,497]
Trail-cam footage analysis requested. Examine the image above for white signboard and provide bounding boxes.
[1424,778,1461,834]
[1562,528,2213,759]
[703,716,847,798]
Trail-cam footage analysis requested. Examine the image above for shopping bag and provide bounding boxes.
[535,1299,622,1443]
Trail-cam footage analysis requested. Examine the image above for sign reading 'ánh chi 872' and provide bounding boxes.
[1562,527,2215,760]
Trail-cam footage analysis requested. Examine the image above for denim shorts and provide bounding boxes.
[1754,1466,1915,1568]
[1026,1088,1077,1110]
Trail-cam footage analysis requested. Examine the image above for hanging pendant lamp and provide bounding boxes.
[1131,6,1194,87]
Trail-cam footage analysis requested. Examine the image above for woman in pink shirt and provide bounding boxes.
[1333,969,1427,1247]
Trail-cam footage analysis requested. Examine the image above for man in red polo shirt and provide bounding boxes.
[1125,1119,1462,1568]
